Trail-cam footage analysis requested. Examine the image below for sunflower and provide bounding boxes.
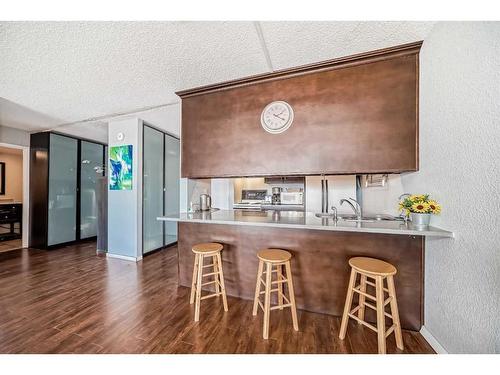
[411,202,429,213]
[428,201,442,214]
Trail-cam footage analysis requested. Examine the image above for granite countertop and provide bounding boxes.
[158,209,454,238]
[0,201,22,205]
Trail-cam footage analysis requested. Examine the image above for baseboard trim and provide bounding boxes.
[106,253,142,262]
[420,326,448,354]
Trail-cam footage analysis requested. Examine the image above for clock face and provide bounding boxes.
[261,101,294,134]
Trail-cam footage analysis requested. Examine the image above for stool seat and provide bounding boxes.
[192,242,223,254]
[257,249,292,263]
[349,257,397,276]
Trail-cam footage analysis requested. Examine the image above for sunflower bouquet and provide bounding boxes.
[398,194,441,216]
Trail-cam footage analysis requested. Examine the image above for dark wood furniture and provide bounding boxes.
[177,222,424,332]
[0,203,22,241]
[177,42,421,178]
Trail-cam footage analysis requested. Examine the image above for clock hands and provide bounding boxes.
[272,113,286,121]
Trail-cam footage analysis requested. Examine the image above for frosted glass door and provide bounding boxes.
[48,134,78,246]
[143,126,164,253]
[80,141,104,239]
[164,134,180,245]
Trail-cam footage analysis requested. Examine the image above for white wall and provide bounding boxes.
[211,179,234,210]
[107,117,143,260]
[0,125,30,147]
[361,174,406,216]
[402,22,500,353]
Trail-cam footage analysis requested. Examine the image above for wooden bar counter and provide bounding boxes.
[159,210,453,332]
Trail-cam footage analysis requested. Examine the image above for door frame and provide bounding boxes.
[0,142,30,249]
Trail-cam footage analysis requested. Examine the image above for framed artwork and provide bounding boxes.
[0,162,5,195]
[109,145,133,190]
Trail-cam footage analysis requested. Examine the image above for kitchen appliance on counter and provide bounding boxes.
[280,191,303,205]
[200,193,212,211]
[272,187,281,204]
[234,188,305,211]
[233,189,267,210]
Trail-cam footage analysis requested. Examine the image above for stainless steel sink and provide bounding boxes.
[338,214,403,222]
[315,212,403,222]
[362,214,403,221]
[343,218,376,223]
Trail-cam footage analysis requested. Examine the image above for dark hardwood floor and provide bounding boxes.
[0,242,435,354]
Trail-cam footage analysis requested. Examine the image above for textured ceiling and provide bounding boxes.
[0,21,435,139]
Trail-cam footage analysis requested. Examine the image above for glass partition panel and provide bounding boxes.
[164,134,180,245]
[80,141,104,239]
[48,134,78,246]
[143,126,164,253]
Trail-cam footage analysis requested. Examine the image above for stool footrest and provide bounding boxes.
[361,301,393,320]
[352,285,377,301]
[200,292,223,300]
[347,313,378,332]
[270,303,292,311]
[385,324,396,338]
[271,278,287,285]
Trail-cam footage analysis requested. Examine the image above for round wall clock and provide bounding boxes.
[260,101,294,134]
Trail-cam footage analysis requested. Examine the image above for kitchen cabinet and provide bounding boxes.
[178,42,421,178]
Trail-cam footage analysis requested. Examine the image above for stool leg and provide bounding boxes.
[190,254,199,305]
[285,260,299,331]
[252,260,264,316]
[277,264,284,310]
[375,275,386,354]
[339,268,357,339]
[213,255,220,294]
[263,262,272,339]
[194,254,204,322]
[387,275,404,350]
[216,252,228,312]
[358,274,367,322]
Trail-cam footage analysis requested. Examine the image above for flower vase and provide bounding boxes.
[410,213,431,228]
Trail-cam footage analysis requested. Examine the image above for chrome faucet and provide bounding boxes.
[340,197,362,220]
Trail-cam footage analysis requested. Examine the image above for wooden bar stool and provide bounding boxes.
[339,257,404,354]
[190,242,228,322]
[252,249,299,339]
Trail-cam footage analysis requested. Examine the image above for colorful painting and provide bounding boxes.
[109,145,133,190]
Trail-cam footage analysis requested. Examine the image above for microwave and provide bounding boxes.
[280,192,303,205]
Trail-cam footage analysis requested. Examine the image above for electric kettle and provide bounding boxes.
[199,194,212,211]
